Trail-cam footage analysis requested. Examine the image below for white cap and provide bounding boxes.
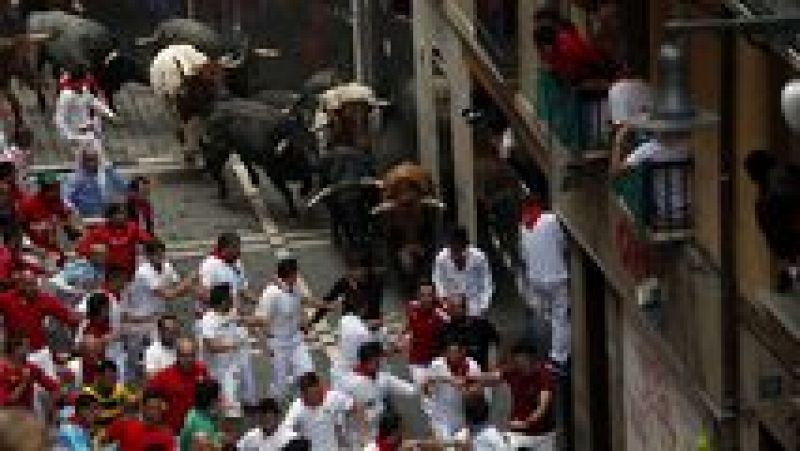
[608,79,653,125]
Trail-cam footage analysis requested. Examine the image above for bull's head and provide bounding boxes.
[371,162,445,215]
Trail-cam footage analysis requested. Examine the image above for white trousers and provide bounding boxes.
[269,336,313,401]
[211,347,257,418]
[528,280,570,364]
[506,431,556,450]
[27,347,56,419]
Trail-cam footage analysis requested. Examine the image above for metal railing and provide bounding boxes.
[535,71,611,158]
[613,159,693,240]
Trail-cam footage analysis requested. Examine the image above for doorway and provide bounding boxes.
[584,253,612,450]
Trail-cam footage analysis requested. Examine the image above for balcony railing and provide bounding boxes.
[612,160,693,242]
[535,70,611,161]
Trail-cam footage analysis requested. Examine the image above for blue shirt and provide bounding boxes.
[50,258,104,303]
[62,166,128,219]
[56,421,92,451]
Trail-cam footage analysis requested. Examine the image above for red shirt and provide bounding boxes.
[503,363,555,435]
[0,359,59,408]
[106,417,176,451]
[406,300,447,365]
[541,25,604,83]
[0,289,79,350]
[18,192,71,253]
[76,221,152,275]
[145,363,209,433]
[0,248,47,279]
[0,245,11,280]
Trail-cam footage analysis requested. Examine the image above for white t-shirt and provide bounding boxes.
[432,247,493,317]
[143,340,176,376]
[339,371,416,443]
[426,356,482,437]
[199,255,249,307]
[280,390,354,451]
[127,260,179,319]
[198,309,246,373]
[519,212,568,286]
[625,139,690,222]
[608,79,653,125]
[256,283,303,341]
[336,314,373,371]
[236,427,296,450]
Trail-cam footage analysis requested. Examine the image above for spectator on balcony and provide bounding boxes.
[532,8,618,86]
[744,150,800,292]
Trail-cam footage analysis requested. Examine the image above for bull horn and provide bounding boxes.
[25,33,50,43]
[252,48,281,58]
[103,50,120,67]
[306,185,337,208]
[370,201,397,215]
[420,197,446,209]
[135,35,158,47]
[306,178,383,208]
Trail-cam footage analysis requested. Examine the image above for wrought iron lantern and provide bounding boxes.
[630,38,717,132]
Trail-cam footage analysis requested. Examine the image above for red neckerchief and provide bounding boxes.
[376,436,398,451]
[58,74,99,95]
[68,413,91,430]
[520,199,543,230]
[354,363,377,380]
[211,247,237,265]
[447,357,469,377]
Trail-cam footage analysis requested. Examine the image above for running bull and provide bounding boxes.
[137,17,280,97]
[27,11,146,110]
[198,98,315,218]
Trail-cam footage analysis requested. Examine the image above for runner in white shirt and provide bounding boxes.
[423,338,483,440]
[199,283,261,418]
[331,301,384,390]
[339,342,417,448]
[519,210,571,366]
[255,258,323,401]
[198,232,255,313]
[143,314,179,377]
[279,372,362,451]
[125,239,195,371]
[236,398,297,450]
[432,227,493,318]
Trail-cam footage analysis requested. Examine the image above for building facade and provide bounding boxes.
[410,0,798,449]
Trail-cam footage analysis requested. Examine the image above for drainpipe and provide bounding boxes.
[718,22,740,451]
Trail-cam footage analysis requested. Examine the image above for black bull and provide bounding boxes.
[199,98,314,217]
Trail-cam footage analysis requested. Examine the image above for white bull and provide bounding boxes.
[149,44,210,162]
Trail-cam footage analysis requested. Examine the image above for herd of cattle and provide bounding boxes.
[1,7,446,291]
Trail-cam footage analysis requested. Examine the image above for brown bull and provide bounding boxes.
[373,162,444,294]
